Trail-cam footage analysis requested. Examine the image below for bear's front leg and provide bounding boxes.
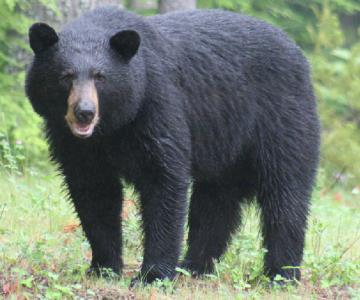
[62,161,123,276]
[133,171,189,285]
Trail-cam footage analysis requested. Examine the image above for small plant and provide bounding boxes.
[0,131,25,174]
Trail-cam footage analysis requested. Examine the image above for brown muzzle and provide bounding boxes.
[65,80,99,138]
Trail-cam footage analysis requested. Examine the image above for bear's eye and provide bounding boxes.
[93,71,106,82]
[60,71,75,83]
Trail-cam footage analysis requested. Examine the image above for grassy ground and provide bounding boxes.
[0,167,359,299]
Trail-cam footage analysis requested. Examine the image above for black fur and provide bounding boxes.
[25,7,320,284]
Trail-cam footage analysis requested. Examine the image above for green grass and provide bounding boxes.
[0,167,359,299]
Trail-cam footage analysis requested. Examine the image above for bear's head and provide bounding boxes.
[25,21,144,139]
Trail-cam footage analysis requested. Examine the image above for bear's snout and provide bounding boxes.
[74,100,96,124]
[65,80,99,139]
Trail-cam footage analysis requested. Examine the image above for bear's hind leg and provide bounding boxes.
[182,182,242,275]
[256,140,317,282]
[258,185,310,282]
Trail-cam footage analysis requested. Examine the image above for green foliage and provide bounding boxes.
[0,131,26,174]
[198,0,360,48]
[308,3,360,185]
[309,1,345,51]
[0,1,53,172]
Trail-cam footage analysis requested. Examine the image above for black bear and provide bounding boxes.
[25,7,320,284]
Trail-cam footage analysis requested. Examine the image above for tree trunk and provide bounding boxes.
[128,0,157,11]
[126,0,158,11]
[159,0,196,14]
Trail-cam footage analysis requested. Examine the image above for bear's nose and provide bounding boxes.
[74,101,96,124]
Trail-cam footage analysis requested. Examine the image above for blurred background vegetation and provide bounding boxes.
[0,0,359,189]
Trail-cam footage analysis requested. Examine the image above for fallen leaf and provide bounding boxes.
[122,199,135,220]
[149,288,157,300]
[63,237,71,245]
[3,281,18,295]
[335,192,343,202]
[223,273,231,283]
[2,283,11,294]
[85,251,92,260]
[63,223,80,233]
[50,263,57,272]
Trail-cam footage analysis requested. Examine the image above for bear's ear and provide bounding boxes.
[110,30,140,61]
[29,23,59,54]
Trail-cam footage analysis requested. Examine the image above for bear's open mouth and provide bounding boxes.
[70,121,97,139]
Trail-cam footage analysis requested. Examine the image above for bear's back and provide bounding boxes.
[147,10,315,181]
[146,9,310,104]
[147,9,302,61]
